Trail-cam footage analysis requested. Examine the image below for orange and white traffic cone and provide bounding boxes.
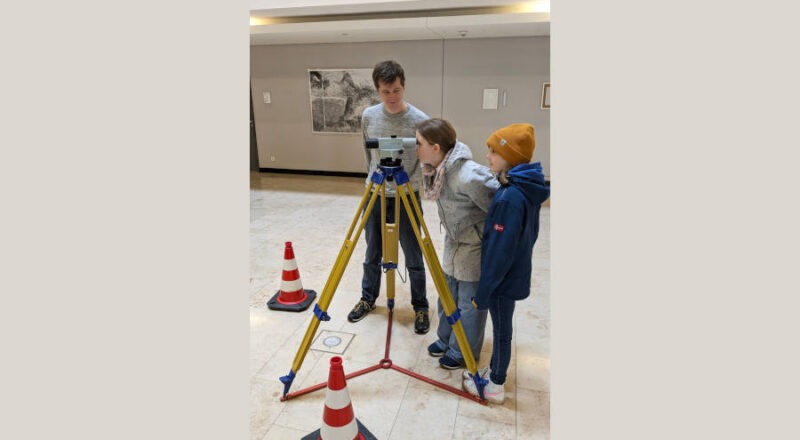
[267,241,316,312]
[301,356,376,440]
[320,356,361,440]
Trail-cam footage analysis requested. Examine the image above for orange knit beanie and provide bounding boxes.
[486,123,535,166]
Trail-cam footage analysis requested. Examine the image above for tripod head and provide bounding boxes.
[365,135,415,182]
[379,157,403,168]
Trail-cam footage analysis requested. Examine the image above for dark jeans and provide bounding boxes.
[488,295,516,385]
[361,191,428,312]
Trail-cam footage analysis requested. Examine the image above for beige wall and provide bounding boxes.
[442,37,550,175]
[251,36,550,178]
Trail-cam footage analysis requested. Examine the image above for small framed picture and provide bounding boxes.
[540,82,550,110]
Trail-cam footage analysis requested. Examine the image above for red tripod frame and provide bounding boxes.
[280,307,486,405]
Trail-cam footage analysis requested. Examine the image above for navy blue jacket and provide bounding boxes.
[473,162,550,310]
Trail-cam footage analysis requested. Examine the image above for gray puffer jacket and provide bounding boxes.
[432,141,500,281]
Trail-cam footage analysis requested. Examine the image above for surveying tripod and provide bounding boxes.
[279,156,489,404]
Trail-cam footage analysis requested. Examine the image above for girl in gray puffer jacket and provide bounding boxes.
[415,118,500,370]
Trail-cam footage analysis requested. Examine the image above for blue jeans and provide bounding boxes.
[432,275,488,363]
[488,295,516,385]
[361,192,428,312]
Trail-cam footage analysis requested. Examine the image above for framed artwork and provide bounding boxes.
[541,82,551,110]
[308,68,380,133]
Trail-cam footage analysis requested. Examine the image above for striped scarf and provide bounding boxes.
[422,149,454,201]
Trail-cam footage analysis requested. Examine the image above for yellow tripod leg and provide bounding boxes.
[382,184,399,306]
[280,181,383,398]
[396,185,478,375]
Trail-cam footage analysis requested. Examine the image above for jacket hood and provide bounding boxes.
[506,162,550,205]
[444,141,473,168]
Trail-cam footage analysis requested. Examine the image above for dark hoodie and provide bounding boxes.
[473,162,550,309]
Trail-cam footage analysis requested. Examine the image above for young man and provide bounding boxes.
[347,60,430,334]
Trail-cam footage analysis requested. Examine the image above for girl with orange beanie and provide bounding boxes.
[462,123,550,404]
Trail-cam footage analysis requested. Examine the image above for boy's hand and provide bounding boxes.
[471,296,490,311]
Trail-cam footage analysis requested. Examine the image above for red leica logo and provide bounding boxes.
[494,224,505,232]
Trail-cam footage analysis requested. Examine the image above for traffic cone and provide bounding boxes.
[267,241,316,312]
[301,356,376,440]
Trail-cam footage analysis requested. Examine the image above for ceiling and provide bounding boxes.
[250,0,550,46]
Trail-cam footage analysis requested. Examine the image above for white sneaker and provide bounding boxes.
[462,376,505,404]
[463,367,490,381]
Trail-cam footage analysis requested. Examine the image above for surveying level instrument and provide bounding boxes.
[278,137,489,403]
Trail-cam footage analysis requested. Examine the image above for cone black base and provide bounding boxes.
[301,419,377,440]
[267,289,317,312]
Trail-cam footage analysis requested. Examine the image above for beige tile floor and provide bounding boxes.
[250,171,550,440]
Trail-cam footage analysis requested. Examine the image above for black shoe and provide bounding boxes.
[347,299,376,322]
[439,355,466,370]
[427,342,445,357]
[414,310,430,334]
